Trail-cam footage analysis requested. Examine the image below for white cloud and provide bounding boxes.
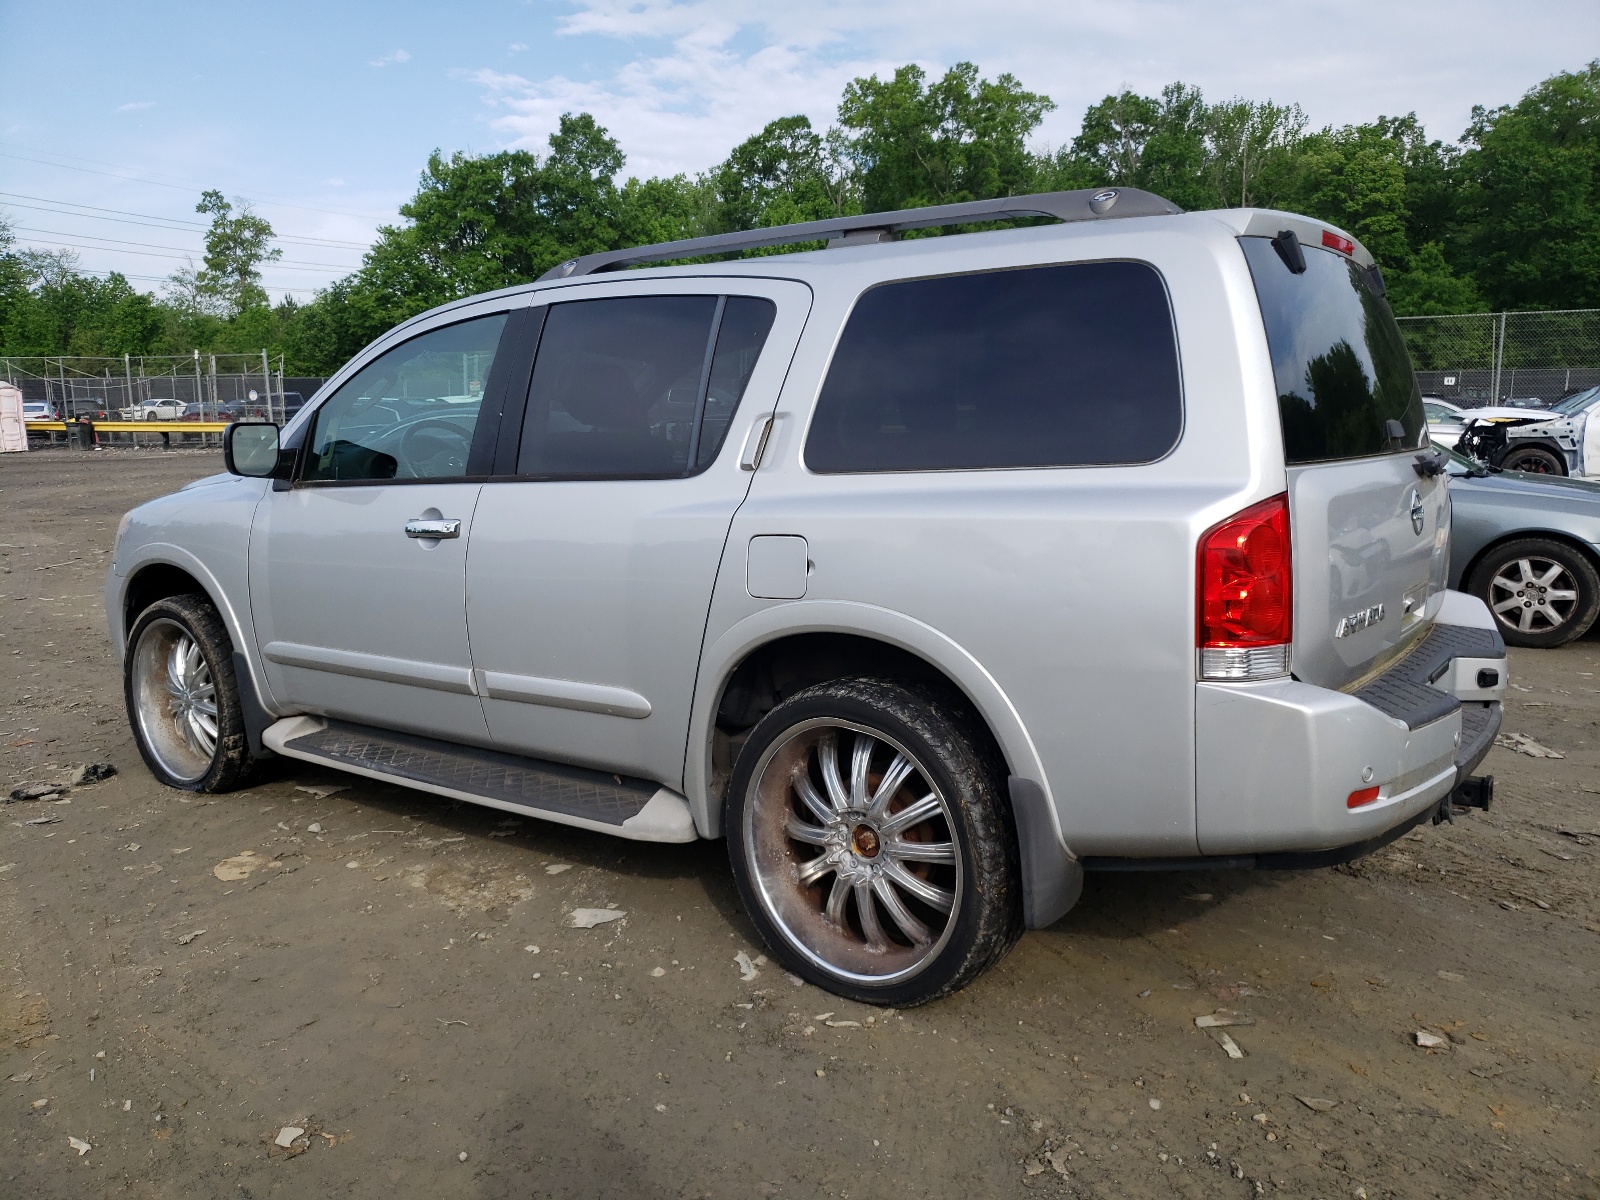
[509,42,528,52]
[370,49,412,68]
[117,101,156,112]
[472,0,1599,178]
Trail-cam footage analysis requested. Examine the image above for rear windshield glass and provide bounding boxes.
[1240,237,1425,464]
[804,261,1182,473]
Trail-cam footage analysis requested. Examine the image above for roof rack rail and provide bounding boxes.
[539,187,1181,281]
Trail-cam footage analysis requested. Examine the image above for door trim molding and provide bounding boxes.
[262,641,478,695]
[478,669,652,719]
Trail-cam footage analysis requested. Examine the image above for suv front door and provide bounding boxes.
[249,302,528,742]
[465,279,810,786]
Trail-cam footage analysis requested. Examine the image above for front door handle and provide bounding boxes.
[405,518,462,539]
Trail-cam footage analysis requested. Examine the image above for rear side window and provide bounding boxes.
[517,295,776,479]
[1240,237,1425,464]
[804,261,1182,473]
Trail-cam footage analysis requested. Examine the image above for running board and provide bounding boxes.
[262,716,697,843]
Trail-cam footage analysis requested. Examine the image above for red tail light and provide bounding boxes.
[1321,230,1355,255]
[1197,494,1292,680]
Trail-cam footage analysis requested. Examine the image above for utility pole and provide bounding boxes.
[261,348,273,423]
[1491,312,1508,402]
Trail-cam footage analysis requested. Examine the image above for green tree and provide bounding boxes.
[1455,60,1600,310]
[283,112,710,371]
[1203,98,1307,209]
[836,63,1054,211]
[710,115,852,232]
[189,190,281,315]
[1056,84,1214,209]
[1287,121,1411,266]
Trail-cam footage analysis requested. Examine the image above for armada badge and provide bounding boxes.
[1334,604,1385,638]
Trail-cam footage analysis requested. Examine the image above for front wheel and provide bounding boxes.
[1467,538,1600,648]
[125,594,255,791]
[726,678,1022,1006]
[1500,444,1566,475]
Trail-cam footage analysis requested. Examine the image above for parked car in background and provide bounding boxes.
[178,402,246,422]
[1455,385,1600,477]
[1447,446,1600,646]
[120,399,185,421]
[22,400,61,423]
[109,191,1507,1005]
[1423,397,1466,448]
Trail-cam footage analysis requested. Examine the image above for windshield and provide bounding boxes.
[1241,236,1426,464]
[1552,386,1600,415]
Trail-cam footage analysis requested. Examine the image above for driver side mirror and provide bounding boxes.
[224,422,288,478]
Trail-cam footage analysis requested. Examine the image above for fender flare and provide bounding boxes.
[113,542,281,731]
[687,600,1081,926]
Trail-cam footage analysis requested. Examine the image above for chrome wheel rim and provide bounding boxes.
[742,719,962,985]
[1489,556,1579,634]
[131,619,218,783]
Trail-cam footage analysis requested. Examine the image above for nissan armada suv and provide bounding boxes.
[109,189,1506,1005]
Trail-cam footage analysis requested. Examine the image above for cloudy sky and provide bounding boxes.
[2,0,1593,300]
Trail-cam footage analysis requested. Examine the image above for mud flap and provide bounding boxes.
[1008,776,1084,928]
[232,651,276,760]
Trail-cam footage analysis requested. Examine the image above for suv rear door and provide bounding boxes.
[1239,234,1447,689]
[464,278,810,787]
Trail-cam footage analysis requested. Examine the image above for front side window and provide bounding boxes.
[304,313,508,482]
[1240,237,1424,464]
[516,295,776,479]
[804,261,1183,473]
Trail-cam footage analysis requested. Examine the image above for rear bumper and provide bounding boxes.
[1186,591,1505,859]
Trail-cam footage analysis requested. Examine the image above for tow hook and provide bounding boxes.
[1434,775,1494,824]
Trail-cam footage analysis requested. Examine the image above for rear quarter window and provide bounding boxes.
[1240,236,1425,464]
[803,261,1183,473]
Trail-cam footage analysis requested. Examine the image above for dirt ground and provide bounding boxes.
[2,446,1597,1199]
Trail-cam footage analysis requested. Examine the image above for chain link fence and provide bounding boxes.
[3,353,325,447]
[1397,309,1600,408]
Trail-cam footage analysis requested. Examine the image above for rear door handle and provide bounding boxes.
[405,518,461,539]
[740,415,775,471]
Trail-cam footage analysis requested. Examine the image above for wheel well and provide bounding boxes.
[123,564,208,639]
[709,633,1008,801]
[1457,530,1600,592]
[1499,439,1569,471]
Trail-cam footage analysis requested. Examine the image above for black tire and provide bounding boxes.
[726,677,1022,1006]
[1467,538,1600,648]
[1500,444,1566,475]
[124,594,255,792]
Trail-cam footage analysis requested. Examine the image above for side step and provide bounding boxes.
[262,716,697,843]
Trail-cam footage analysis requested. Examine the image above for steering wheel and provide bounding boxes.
[397,419,474,478]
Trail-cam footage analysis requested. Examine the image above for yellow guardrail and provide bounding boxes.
[25,420,232,433]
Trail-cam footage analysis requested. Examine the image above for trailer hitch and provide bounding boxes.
[1434,775,1494,824]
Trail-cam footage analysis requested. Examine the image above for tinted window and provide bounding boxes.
[699,298,777,470]
[1240,237,1425,464]
[516,295,775,479]
[804,262,1181,473]
[304,313,506,482]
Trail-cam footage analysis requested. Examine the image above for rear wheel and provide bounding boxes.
[726,678,1022,1006]
[1500,444,1566,475]
[125,594,255,791]
[1467,538,1600,648]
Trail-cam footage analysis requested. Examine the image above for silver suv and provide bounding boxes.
[108,189,1507,1005]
